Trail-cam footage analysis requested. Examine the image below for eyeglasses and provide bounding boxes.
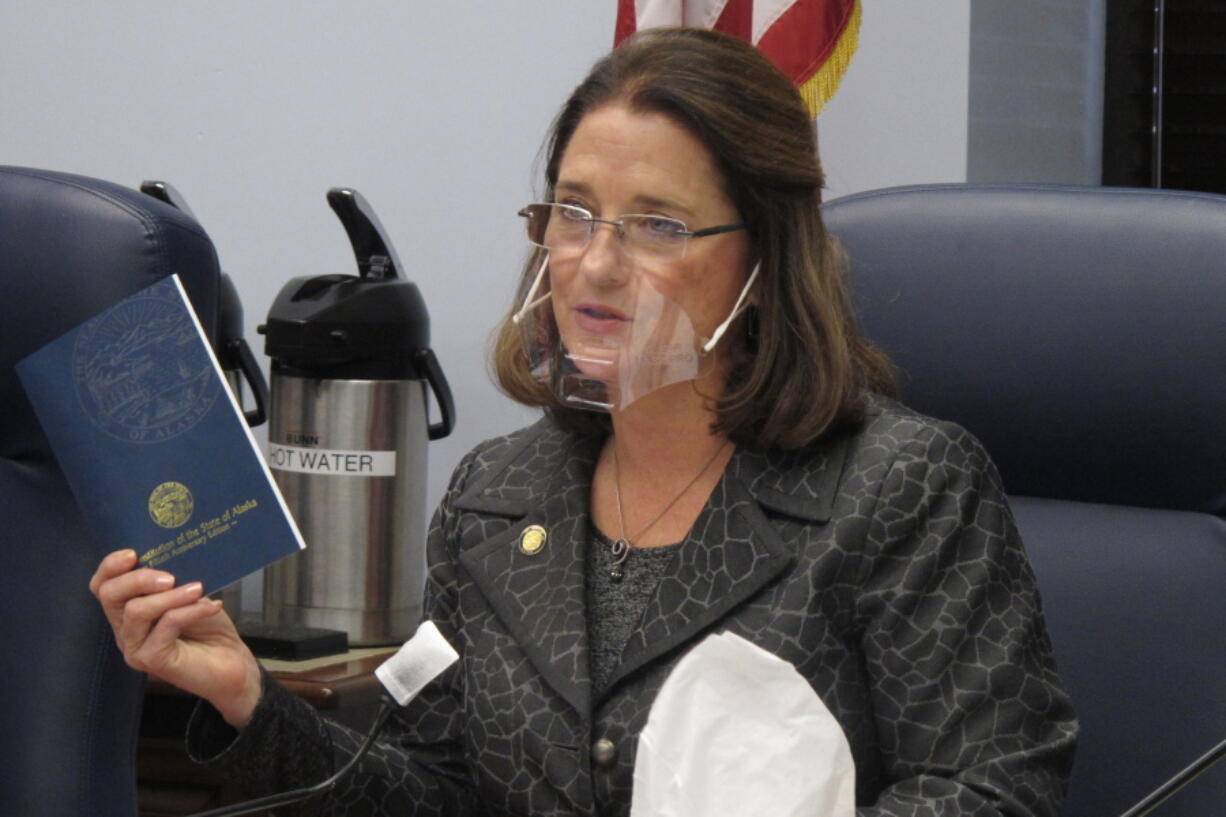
[518,202,746,262]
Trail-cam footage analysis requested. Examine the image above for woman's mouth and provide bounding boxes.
[573,302,629,334]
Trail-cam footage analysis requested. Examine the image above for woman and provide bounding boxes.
[92,27,1076,816]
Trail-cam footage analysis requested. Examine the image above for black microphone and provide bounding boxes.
[1117,735,1226,817]
[188,621,460,817]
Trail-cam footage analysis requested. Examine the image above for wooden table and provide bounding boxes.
[138,647,396,817]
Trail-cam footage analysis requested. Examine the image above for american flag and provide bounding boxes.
[614,0,860,116]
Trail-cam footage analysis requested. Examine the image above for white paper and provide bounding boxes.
[631,631,856,817]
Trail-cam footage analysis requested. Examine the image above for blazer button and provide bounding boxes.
[591,737,617,768]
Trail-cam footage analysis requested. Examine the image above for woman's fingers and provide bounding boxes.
[132,596,225,674]
[91,549,172,613]
[115,582,204,666]
[89,549,139,596]
[95,567,176,609]
[94,567,178,631]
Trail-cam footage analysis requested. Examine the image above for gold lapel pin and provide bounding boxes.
[518,524,547,556]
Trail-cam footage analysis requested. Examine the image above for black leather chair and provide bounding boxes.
[0,166,223,816]
[823,183,1226,817]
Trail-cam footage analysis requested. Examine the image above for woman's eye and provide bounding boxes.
[558,204,591,222]
[641,217,684,240]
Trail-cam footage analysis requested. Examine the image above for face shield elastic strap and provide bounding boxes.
[511,254,551,326]
[701,261,760,353]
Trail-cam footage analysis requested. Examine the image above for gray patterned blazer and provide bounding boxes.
[191,395,1077,817]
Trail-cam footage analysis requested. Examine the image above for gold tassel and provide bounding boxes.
[799,0,862,117]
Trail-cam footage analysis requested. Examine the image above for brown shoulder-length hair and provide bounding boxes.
[493,27,895,449]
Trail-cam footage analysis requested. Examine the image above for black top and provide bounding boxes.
[585,528,682,696]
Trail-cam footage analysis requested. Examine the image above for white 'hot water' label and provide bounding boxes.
[268,443,396,477]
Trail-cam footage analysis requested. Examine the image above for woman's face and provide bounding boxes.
[546,104,753,396]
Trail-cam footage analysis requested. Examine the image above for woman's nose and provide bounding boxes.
[576,222,630,287]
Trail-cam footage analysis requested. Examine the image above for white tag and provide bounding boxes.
[374,621,460,706]
[267,443,396,477]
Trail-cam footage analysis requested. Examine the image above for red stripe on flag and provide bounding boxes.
[756,0,854,86]
[712,0,754,40]
[614,0,637,46]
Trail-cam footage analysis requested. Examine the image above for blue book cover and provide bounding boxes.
[16,274,305,593]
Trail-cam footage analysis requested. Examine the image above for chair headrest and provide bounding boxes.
[0,166,221,460]
[823,183,1226,515]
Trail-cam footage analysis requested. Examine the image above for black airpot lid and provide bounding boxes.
[260,188,432,379]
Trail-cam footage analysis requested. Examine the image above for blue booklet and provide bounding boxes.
[16,274,305,593]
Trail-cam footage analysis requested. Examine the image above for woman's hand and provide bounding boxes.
[89,549,262,729]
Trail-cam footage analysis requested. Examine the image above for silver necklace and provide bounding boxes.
[608,441,730,581]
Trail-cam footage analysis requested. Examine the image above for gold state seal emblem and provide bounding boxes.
[518,524,548,556]
[149,481,194,528]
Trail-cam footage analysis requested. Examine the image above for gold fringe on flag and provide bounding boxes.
[798,0,861,117]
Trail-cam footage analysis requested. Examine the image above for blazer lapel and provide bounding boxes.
[604,437,849,693]
[457,425,603,721]
[452,420,852,714]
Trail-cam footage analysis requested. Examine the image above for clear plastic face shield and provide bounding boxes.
[512,203,758,412]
